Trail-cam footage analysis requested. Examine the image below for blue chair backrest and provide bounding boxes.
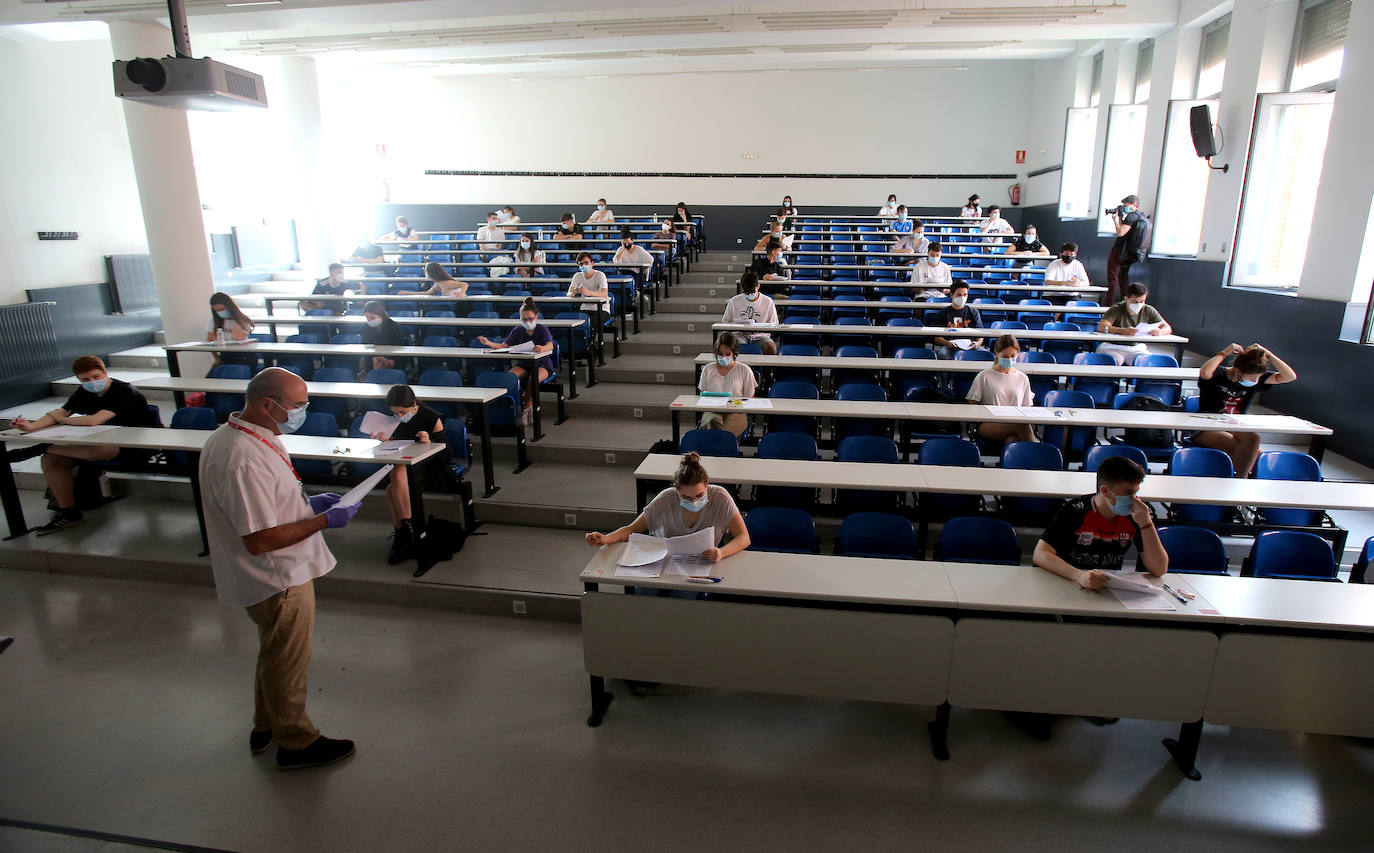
[992,320,1028,330]
[838,435,899,464]
[312,367,353,384]
[1352,537,1374,584]
[745,507,819,554]
[894,347,938,360]
[170,407,217,431]
[1074,352,1115,366]
[1044,322,1078,332]
[364,368,407,385]
[442,417,471,467]
[953,349,994,362]
[286,334,321,344]
[918,437,981,467]
[779,344,820,357]
[680,428,740,458]
[1135,353,1179,368]
[834,345,878,359]
[1247,530,1337,580]
[1170,447,1234,477]
[418,369,463,388]
[836,512,916,559]
[757,432,818,460]
[1113,392,1167,409]
[1255,451,1321,483]
[422,335,460,348]
[769,380,820,400]
[1018,351,1056,364]
[1083,444,1148,472]
[835,383,886,402]
[1183,395,1201,413]
[1157,526,1230,575]
[1043,390,1094,409]
[209,364,251,380]
[936,516,1021,565]
[331,333,362,345]
[475,371,521,422]
[1001,441,1064,471]
[297,412,339,437]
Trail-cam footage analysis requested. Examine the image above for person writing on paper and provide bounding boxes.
[751,241,791,296]
[10,355,157,535]
[476,298,554,414]
[753,219,793,253]
[585,452,750,564]
[1192,343,1298,478]
[966,335,1036,445]
[207,292,256,367]
[370,385,450,567]
[301,264,350,313]
[697,335,758,437]
[1095,282,1171,365]
[567,252,609,312]
[587,198,614,224]
[511,236,545,277]
[398,262,468,298]
[930,282,984,359]
[1034,456,1167,589]
[912,242,953,298]
[613,228,655,297]
[476,212,508,252]
[198,367,359,771]
[721,271,778,354]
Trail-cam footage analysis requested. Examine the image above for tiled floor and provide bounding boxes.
[3,569,1373,853]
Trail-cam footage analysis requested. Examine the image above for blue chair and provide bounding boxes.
[1040,389,1097,460]
[768,380,821,437]
[1071,352,1119,407]
[836,512,917,559]
[935,516,1021,565]
[364,368,407,388]
[294,412,339,481]
[1350,537,1374,583]
[1043,321,1086,365]
[1017,350,1058,404]
[1017,298,1054,330]
[832,316,874,349]
[992,320,1028,330]
[167,407,217,467]
[745,507,819,555]
[833,344,880,387]
[1065,299,1100,328]
[998,441,1064,522]
[1083,443,1148,472]
[917,437,983,518]
[1243,530,1338,581]
[1156,526,1230,575]
[836,435,901,511]
[679,428,740,458]
[755,432,819,508]
[883,318,927,354]
[894,347,941,397]
[1132,353,1182,406]
[1168,447,1235,523]
[417,369,464,418]
[475,371,521,432]
[206,364,251,420]
[950,349,994,399]
[834,383,889,441]
[776,344,821,385]
[330,333,362,345]
[1254,451,1323,527]
[972,297,1007,323]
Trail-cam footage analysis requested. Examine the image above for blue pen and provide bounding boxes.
[686,576,723,584]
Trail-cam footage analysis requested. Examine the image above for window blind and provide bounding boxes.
[1201,17,1230,70]
[1296,0,1350,68]
[1135,39,1153,102]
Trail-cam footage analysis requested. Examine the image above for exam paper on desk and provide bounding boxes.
[1103,571,1177,611]
[614,529,717,578]
[0,424,119,440]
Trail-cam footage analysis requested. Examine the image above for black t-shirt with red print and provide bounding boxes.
[1040,495,1143,572]
[1199,361,1276,415]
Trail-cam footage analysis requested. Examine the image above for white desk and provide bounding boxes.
[776,298,1110,315]
[693,352,1198,383]
[779,277,1106,294]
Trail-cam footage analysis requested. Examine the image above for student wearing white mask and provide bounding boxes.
[1013,224,1049,256]
[721,271,778,354]
[979,204,1014,245]
[1192,343,1297,478]
[930,282,985,359]
[498,206,520,226]
[371,384,449,567]
[782,195,799,218]
[585,452,750,565]
[877,194,899,218]
[652,218,678,251]
[695,334,758,436]
[965,335,1036,445]
[753,219,793,252]
[613,228,655,296]
[477,298,556,413]
[511,236,546,277]
[911,241,953,298]
[587,198,615,224]
[477,211,507,251]
[360,300,408,374]
[1095,282,1172,364]
[567,252,609,312]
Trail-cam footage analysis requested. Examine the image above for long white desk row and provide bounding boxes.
[580,545,1374,780]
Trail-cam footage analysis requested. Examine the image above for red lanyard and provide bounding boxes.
[229,421,300,482]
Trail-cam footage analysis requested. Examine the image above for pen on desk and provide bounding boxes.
[1162,584,1190,605]
[686,576,723,584]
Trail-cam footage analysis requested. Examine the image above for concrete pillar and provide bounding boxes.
[1136,31,1184,212]
[1085,41,1127,222]
[107,20,216,374]
[271,56,335,278]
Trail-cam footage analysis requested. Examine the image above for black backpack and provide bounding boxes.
[1122,393,1172,447]
[1128,212,1152,258]
[910,386,961,435]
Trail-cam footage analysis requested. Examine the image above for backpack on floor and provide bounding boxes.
[414,515,468,577]
[1122,394,1173,447]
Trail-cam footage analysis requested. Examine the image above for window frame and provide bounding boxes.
[1197,14,1231,99]
[1097,103,1150,236]
[1134,38,1154,104]
[1150,99,1219,259]
[1287,0,1350,93]
[1058,106,1099,221]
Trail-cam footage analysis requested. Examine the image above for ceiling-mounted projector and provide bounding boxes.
[114,56,267,111]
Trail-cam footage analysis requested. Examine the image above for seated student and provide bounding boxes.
[360,300,409,373]
[889,205,916,252]
[207,292,254,343]
[1192,343,1298,478]
[965,334,1036,445]
[960,194,982,218]
[979,204,1014,244]
[476,298,555,413]
[347,233,386,264]
[782,194,798,219]
[1044,242,1090,287]
[895,215,930,258]
[773,205,796,234]
[1095,282,1172,365]
[878,194,899,218]
[651,218,677,252]
[1033,456,1168,589]
[301,263,350,313]
[498,206,520,226]
[10,355,157,535]
[697,335,758,437]
[911,241,953,298]
[584,451,750,564]
[553,213,584,241]
[613,228,655,294]
[511,236,546,277]
[1013,224,1049,256]
[753,219,793,253]
[751,240,791,296]
[476,211,508,252]
[673,202,695,237]
[369,384,452,567]
[930,282,984,359]
[384,216,415,244]
[567,253,609,313]
[587,199,615,224]
[720,271,778,355]
[398,262,469,297]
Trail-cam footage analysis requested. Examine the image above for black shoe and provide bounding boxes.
[386,523,414,565]
[34,510,83,537]
[276,735,355,771]
[250,728,275,755]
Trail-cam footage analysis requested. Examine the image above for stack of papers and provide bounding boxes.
[949,338,975,350]
[372,440,411,456]
[358,410,400,439]
[1132,322,1162,337]
[614,529,716,578]
[1103,571,1177,611]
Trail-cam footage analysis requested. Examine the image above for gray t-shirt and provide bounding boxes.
[642,484,740,544]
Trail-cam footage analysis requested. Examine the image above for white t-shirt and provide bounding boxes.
[961,205,982,218]
[613,244,654,271]
[912,259,953,287]
[476,224,506,251]
[587,208,615,223]
[207,317,252,338]
[966,368,1034,407]
[698,360,758,399]
[721,293,778,336]
[642,484,740,544]
[567,270,609,312]
[877,204,898,217]
[199,415,336,608]
[1044,258,1089,284]
[981,217,1014,243]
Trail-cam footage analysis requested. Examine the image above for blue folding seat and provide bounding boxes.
[167,407,217,467]
[744,507,819,554]
[836,512,917,559]
[836,436,901,511]
[997,441,1065,523]
[293,412,340,481]
[767,380,821,438]
[1083,443,1148,472]
[1040,389,1097,460]
[1156,526,1230,575]
[936,516,1021,565]
[754,431,819,509]
[1254,451,1323,527]
[1243,530,1338,581]
[206,364,251,420]
[1167,447,1235,523]
[917,437,982,518]
[679,428,740,458]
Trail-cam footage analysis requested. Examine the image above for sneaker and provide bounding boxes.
[387,523,414,565]
[276,735,355,771]
[34,511,83,537]
[250,728,275,755]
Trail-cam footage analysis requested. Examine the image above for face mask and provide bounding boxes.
[498,212,510,221]
[716,355,734,368]
[1238,378,1259,388]
[997,357,1015,370]
[597,204,605,210]
[1127,302,1144,315]
[1060,254,1074,264]
[888,200,897,208]
[397,227,410,236]
[744,292,758,301]
[679,495,709,512]
[927,257,941,266]
[366,317,383,328]
[1109,492,1134,516]
[521,320,537,332]
[215,309,231,319]
[579,264,593,276]
[951,296,967,308]
[679,210,686,216]
[661,223,670,231]
[898,213,907,221]
[396,409,415,424]
[272,399,308,434]
[1025,232,1036,241]
[622,242,633,250]
[81,378,108,394]
[562,222,574,230]
[520,240,531,249]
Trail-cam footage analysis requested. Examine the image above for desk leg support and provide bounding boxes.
[478,402,500,496]
[1162,718,1204,781]
[167,351,182,379]
[928,701,951,761]
[0,442,30,540]
[565,328,579,399]
[1308,435,1326,463]
[671,410,681,448]
[587,674,614,727]
[595,307,608,367]
[528,370,544,442]
[188,454,209,557]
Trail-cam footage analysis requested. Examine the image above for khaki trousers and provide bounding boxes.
[245,581,320,750]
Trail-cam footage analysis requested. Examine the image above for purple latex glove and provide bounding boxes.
[323,502,361,529]
[308,493,342,514]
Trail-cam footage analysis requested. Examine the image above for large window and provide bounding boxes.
[1058,107,1098,219]
[1098,105,1149,235]
[1197,15,1230,98]
[1134,39,1154,104]
[1231,93,1335,289]
[1290,0,1350,91]
[1153,99,1219,257]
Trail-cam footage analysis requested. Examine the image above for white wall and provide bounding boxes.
[1022,56,1079,208]
[0,30,147,305]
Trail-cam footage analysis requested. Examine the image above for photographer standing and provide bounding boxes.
[1107,195,1149,304]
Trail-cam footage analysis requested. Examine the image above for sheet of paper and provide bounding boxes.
[1132,322,1162,337]
[506,341,536,354]
[984,406,1023,417]
[372,440,411,456]
[786,324,815,329]
[613,563,664,578]
[949,338,975,350]
[1110,587,1179,611]
[5,424,120,440]
[1102,571,1157,593]
[664,554,713,576]
[224,338,256,345]
[336,464,392,507]
[666,528,716,556]
[358,410,399,439]
[618,533,668,567]
[739,399,773,409]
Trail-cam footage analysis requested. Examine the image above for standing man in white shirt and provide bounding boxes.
[199,368,361,771]
[587,199,615,224]
[1043,242,1091,297]
[476,211,507,253]
[980,204,1015,245]
[912,241,954,298]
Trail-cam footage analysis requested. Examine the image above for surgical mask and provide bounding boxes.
[997,357,1015,370]
[952,296,967,308]
[396,409,415,424]
[1110,492,1134,516]
[927,257,941,266]
[1060,254,1074,264]
[520,240,531,249]
[888,200,896,208]
[898,213,907,221]
[1238,378,1259,388]
[497,211,510,221]
[716,355,733,368]
[1127,302,1144,315]
[679,210,686,216]
[81,378,108,394]
[744,292,759,301]
[772,230,783,239]
[579,264,593,276]
[366,317,383,328]
[1025,231,1036,241]
[661,222,670,231]
[521,320,537,331]
[597,204,605,210]
[776,216,785,222]
[215,309,231,319]
[272,399,308,434]
[679,495,709,512]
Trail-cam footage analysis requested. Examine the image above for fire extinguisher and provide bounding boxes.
[1009,183,1022,206]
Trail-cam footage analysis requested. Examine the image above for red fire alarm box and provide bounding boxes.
[1015,150,1026,164]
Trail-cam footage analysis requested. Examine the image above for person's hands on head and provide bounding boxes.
[585,532,606,546]
[1225,343,1244,356]
[1129,495,1154,528]
[323,501,361,529]
[308,493,342,514]
[1077,569,1109,590]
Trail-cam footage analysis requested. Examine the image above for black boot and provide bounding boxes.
[387,521,414,565]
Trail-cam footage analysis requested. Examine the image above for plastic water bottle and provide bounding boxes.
[215,328,226,346]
